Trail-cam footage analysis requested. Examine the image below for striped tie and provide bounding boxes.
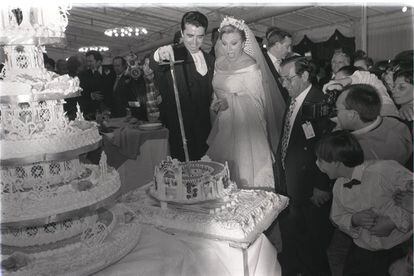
[281,99,296,169]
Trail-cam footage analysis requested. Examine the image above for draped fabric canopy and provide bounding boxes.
[293,29,356,62]
[42,5,407,61]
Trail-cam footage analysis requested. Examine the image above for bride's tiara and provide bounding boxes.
[219,16,245,32]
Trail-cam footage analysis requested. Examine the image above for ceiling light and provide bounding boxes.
[104,26,148,38]
[78,46,109,53]
[402,6,408,13]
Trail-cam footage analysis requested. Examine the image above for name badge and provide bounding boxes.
[302,121,315,139]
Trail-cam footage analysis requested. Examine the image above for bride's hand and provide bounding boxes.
[218,98,229,111]
[210,99,220,113]
[211,98,228,113]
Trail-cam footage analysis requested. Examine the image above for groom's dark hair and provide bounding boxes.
[181,11,208,31]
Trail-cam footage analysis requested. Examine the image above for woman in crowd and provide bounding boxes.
[392,69,413,127]
[206,16,285,189]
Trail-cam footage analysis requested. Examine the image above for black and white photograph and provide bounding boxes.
[0,1,413,275]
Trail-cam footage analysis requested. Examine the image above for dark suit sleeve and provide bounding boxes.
[149,50,170,73]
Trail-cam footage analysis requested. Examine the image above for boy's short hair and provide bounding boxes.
[315,130,364,167]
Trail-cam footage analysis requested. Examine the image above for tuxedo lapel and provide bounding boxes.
[202,51,214,78]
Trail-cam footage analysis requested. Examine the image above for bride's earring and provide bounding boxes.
[241,41,246,53]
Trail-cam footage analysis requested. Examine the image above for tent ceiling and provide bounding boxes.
[46,4,405,59]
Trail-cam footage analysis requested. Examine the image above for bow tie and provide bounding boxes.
[343,179,361,189]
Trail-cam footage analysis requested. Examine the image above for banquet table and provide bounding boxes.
[100,117,169,195]
[96,223,281,276]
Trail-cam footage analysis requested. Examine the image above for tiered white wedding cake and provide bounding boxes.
[0,5,141,275]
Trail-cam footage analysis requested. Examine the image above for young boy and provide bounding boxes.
[315,130,413,275]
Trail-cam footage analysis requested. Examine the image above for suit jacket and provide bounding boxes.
[110,73,141,118]
[78,68,115,117]
[275,85,334,204]
[150,44,215,161]
[263,49,289,104]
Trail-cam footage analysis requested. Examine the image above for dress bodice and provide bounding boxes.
[213,64,262,99]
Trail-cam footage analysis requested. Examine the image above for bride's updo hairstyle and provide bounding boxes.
[219,17,247,42]
[219,24,246,42]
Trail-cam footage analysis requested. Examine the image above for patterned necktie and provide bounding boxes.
[343,179,361,189]
[274,59,281,74]
[281,99,296,169]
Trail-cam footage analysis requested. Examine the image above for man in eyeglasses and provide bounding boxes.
[263,27,292,104]
[275,55,334,276]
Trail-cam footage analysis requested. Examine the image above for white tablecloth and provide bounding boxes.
[102,118,169,195]
[96,224,281,276]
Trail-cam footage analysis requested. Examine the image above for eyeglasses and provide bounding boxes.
[280,74,298,84]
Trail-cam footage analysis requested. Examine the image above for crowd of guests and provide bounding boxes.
[42,51,160,122]
[43,10,413,276]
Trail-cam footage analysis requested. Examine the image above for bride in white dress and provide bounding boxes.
[207,17,285,189]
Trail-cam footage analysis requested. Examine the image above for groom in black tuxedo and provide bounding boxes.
[150,11,215,161]
[275,56,335,276]
[263,27,292,104]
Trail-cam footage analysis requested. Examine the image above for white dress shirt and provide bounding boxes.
[267,51,282,73]
[154,47,207,76]
[190,51,208,76]
[286,84,312,143]
[331,160,413,251]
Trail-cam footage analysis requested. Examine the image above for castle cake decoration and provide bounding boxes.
[150,155,236,203]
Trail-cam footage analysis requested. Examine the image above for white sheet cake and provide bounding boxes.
[125,181,289,244]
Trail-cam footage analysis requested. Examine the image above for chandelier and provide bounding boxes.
[78,46,109,53]
[104,27,148,37]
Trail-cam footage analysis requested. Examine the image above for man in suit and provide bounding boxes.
[263,27,292,104]
[110,56,140,118]
[150,11,214,161]
[78,50,115,119]
[275,56,334,276]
